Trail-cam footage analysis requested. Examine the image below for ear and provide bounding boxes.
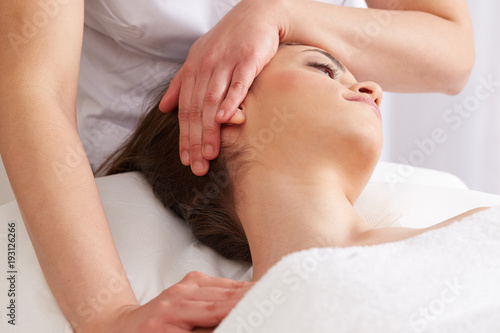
[225,107,246,125]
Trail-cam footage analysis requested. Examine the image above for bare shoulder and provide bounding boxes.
[356,207,493,247]
[426,207,492,232]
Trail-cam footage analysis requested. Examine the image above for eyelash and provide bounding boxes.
[309,61,338,79]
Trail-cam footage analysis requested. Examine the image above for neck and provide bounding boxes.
[235,166,373,281]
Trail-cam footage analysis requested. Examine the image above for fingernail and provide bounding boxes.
[193,161,205,173]
[181,151,190,164]
[217,109,225,118]
[204,144,215,157]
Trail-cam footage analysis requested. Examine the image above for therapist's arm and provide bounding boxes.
[0,0,139,330]
[0,1,249,332]
[285,0,475,95]
[160,0,474,176]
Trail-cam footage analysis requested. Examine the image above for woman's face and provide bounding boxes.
[225,44,384,197]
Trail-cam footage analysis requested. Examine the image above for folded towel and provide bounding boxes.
[215,206,500,333]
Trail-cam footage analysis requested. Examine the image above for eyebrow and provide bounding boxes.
[300,49,346,73]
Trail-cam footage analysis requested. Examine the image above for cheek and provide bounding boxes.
[258,71,342,118]
[246,68,382,150]
[251,72,347,139]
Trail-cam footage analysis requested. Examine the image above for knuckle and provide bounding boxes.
[186,271,205,281]
[159,288,173,300]
[230,80,246,93]
[178,106,191,122]
[203,91,221,107]
[205,47,216,60]
[138,317,162,332]
[167,283,188,296]
[155,297,175,316]
[204,301,217,313]
[189,105,203,121]
[201,53,216,70]
[238,45,257,60]
[223,288,238,299]
[176,298,191,309]
[182,63,196,77]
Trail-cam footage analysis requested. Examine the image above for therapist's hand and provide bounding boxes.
[106,271,253,333]
[159,0,289,176]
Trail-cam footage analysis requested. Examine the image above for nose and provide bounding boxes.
[349,81,383,107]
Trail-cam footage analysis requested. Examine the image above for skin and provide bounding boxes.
[0,1,251,332]
[193,43,487,332]
[0,0,474,331]
[159,0,474,176]
[224,44,487,282]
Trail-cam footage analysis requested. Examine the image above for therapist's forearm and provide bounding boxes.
[0,94,138,332]
[282,0,474,94]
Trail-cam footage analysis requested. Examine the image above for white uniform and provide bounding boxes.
[77,0,347,170]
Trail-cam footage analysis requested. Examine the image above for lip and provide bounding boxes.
[346,95,382,119]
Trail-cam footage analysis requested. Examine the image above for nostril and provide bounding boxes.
[359,87,373,94]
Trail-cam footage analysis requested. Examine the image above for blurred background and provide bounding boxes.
[1,0,499,205]
[348,0,500,195]
[380,1,500,195]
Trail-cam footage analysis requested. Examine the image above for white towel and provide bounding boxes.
[1,171,499,332]
[215,206,500,333]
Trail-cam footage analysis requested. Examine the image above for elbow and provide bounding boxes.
[442,28,476,95]
[442,53,475,95]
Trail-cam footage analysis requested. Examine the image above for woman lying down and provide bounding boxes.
[101,44,500,332]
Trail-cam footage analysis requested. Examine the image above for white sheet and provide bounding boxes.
[0,172,251,333]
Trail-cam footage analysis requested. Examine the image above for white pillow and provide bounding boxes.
[370,161,468,189]
[1,163,499,332]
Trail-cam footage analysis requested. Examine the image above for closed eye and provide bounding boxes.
[309,62,339,80]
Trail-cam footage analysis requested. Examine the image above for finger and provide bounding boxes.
[169,298,243,329]
[201,67,233,160]
[181,271,253,289]
[178,66,196,166]
[159,69,182,113]
[179,285,253,303]
[216,62,256,123]
[188,66,213,175]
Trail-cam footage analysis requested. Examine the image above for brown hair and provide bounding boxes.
[99,87,252,264]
